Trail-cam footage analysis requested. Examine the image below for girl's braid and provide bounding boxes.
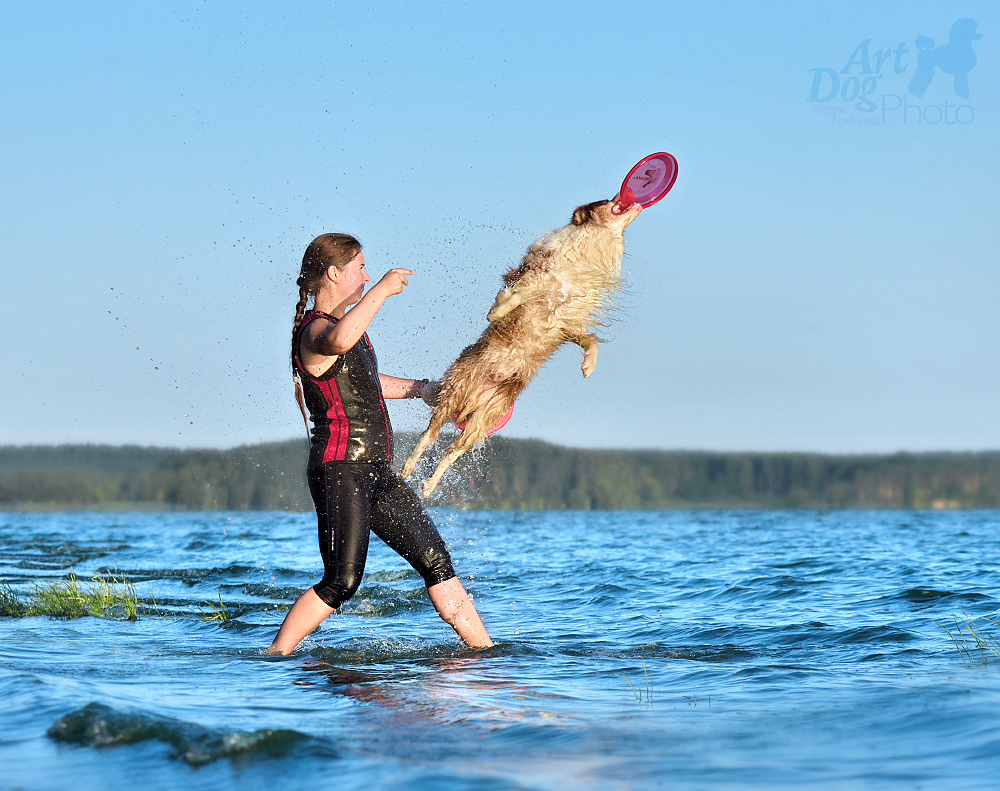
[291,280,311,437]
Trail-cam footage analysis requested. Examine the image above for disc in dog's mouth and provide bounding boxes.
[617,152,678,209]
[453,403,515,435]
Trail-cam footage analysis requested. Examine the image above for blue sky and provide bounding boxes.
[2,1,997,452]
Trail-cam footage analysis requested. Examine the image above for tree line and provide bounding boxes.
[1,437,999,511]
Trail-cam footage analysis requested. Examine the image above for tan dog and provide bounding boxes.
[402,199,643,496]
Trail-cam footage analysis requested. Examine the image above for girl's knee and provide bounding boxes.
[313,568,364,609]
[419,544,456,587]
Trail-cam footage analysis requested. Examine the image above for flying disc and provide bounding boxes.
[454,403,515,435]
[616,152,678,209]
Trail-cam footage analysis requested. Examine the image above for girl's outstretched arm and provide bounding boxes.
[311,269,413,355]
[378,375,423,399]
[378,376,441,403]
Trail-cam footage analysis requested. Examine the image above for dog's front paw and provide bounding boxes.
[487,288,521,322]
[581,344,598,378]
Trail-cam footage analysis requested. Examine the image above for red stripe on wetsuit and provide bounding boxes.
[315,378,350,463]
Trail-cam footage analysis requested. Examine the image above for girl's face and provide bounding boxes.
[335,252,370,304]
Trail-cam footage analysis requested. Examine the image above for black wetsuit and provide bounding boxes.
[294,311,455,609]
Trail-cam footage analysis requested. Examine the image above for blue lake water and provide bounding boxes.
[1,508,999,790]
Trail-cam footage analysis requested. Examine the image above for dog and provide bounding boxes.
[401,198,643,496]
[908,18,982,99]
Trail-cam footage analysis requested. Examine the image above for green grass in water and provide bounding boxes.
[0,573,147,620]
[621,659,654,704]
[0,584,27,617]
[200,591,228,622]
[939,613,1000,663]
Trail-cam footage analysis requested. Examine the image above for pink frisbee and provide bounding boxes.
[454,402,515,435]
[616,152,678,209]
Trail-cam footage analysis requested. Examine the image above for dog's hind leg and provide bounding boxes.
[402,377,481,478]
[401,412,451,479]
[420,442,469,497]
[420,407,497,496]
[401,427,437,479]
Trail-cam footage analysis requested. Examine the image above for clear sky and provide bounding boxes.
[2,1,997,452]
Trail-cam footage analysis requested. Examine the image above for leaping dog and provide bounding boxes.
[402,199,642,496]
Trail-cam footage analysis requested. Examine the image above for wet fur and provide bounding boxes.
[402,199,641,496]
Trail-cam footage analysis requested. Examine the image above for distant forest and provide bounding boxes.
[2,436,999,511]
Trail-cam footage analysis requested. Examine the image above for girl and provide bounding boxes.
[268,233,494,655]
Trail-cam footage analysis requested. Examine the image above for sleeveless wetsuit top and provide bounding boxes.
[294,310,393,467]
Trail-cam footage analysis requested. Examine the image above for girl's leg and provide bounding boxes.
[268,463,373,655]
[268,587,335,655]
[428,577,494,648]
[370,466,494,648]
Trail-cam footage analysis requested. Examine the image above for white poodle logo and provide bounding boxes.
[908,18,982,99]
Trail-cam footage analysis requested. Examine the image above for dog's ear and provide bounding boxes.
[572,200,611,226]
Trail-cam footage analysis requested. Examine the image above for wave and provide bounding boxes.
[5,539,129,570]
[338,584,429,617]
[47,702,325,766]
[221,582,303,600]
[94,564,304,584]
[308,637,500,665]
[93,564,256,583]
[894,588,992,604]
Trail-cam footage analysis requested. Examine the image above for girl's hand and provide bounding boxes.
[372,268,413,298]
